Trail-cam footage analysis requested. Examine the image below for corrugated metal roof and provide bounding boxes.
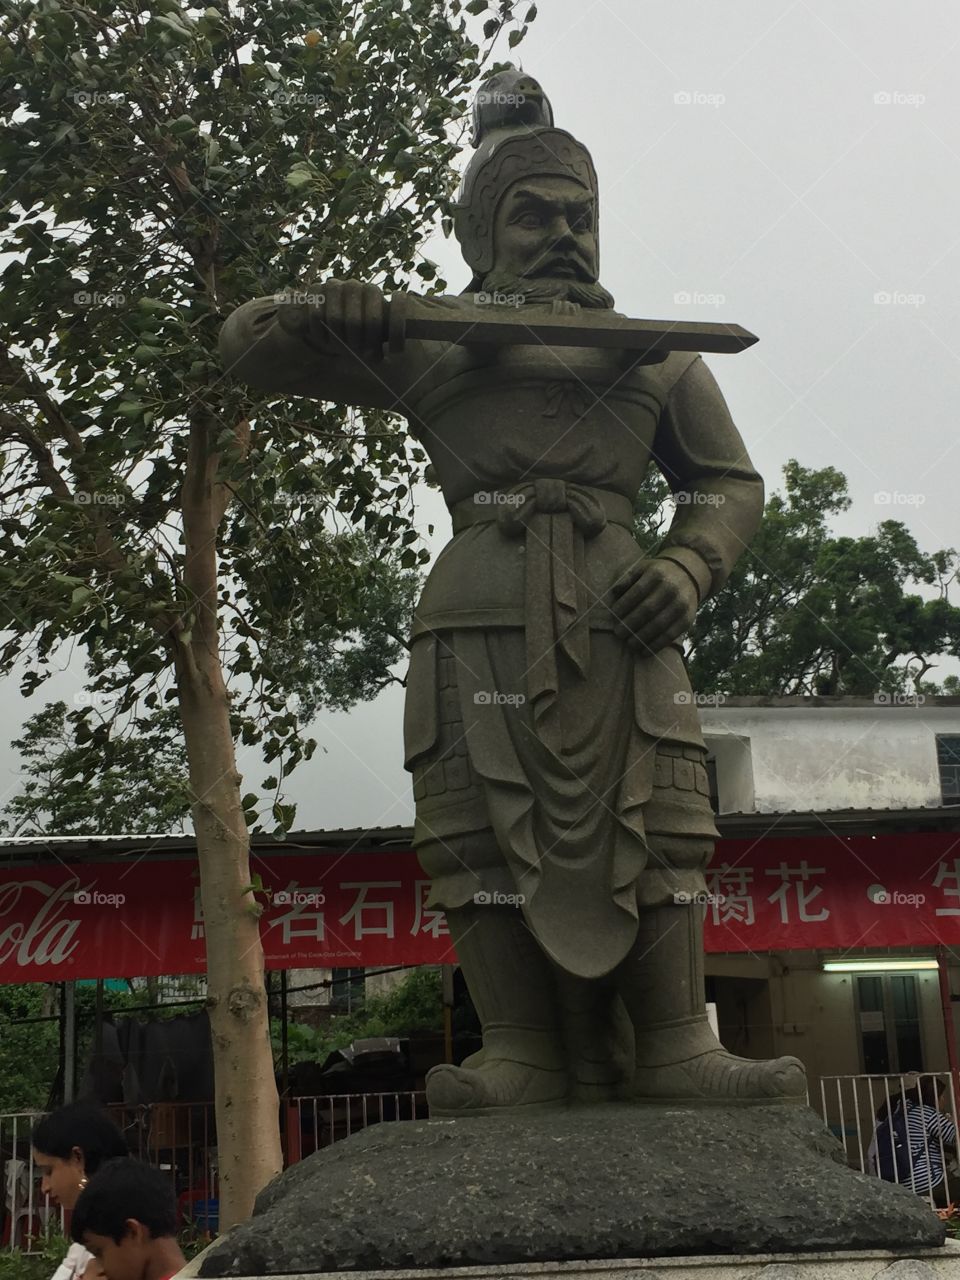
[2,810,959,862]
[702,696,960,708]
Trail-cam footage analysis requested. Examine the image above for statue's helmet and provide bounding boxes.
[453,71,599,280]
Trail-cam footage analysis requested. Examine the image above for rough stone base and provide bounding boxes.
[181,1246,960,1279]
[196,1105,947,1277]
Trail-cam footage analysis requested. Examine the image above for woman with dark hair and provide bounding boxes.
[31,1101,129,1280]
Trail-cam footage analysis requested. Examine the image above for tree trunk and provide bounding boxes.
[177,413,281,1227]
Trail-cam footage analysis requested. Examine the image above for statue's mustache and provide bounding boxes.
[474,268,615,311]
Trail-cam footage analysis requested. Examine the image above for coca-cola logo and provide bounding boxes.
[0,879,86,969]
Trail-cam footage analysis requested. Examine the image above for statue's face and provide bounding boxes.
[492,175,598,283]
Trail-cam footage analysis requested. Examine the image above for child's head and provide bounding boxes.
[71,1157,181,1280]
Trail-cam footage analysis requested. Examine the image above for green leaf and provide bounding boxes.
[272,801,296,830]
[133,345,164,363]
[153,14,192,38]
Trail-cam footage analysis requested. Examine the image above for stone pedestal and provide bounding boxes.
[193,1105,950,1277]
[181,1246,960,1279]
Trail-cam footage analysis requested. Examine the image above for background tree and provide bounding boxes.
[0,982,60,1112]
[0,0,533,1222]
[1,534,418,836]
[271,966,442,1066]
[2,702,191,834]
[635,459,960,696]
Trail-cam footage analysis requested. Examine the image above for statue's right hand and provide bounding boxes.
[277,278,387,362]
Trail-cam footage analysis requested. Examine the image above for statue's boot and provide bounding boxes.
[554,969,633,1103]
[618,902,806,1105]
[426,903,568,1116]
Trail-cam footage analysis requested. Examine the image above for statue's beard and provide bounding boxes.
[473,268,615,310]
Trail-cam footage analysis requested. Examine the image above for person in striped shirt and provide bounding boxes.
[869,1076,958,1207]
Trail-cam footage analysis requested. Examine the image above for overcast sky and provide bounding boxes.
[2,0,958,835]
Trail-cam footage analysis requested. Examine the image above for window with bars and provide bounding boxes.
[937,735,960,806]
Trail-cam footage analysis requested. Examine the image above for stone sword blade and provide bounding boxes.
[386,295,758,355]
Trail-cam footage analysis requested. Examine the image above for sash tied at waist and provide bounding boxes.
[451,481,635,753]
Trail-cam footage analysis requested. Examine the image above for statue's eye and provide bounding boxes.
[516,212,543,230]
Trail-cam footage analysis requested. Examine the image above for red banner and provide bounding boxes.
[1,833,959,981]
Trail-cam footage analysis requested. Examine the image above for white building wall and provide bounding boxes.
[705,949,952,1089]
[700,704,960,813]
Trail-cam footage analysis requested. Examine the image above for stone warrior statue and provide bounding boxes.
[220,72,806,1115]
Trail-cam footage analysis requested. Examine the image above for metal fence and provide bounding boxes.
[286,1090,427,1162]
[1,1111,63,1251]
[817,1072,960,1208]
[107,1103,220,1235]
[3,1091,426,1252]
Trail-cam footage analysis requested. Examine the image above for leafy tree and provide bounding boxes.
[0,983,60,1112]
[2,531,417,835]
[636,460,960,696]
[2,702,191,834]
[0,0,531,1223]
[271,967,442,1066]
[294,537,419,716]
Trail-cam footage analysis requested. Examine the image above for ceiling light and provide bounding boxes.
[822,958,938,973]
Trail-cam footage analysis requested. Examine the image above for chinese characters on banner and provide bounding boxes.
[1,834,959,980]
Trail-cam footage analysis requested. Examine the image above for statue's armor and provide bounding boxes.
[389,298,759,978]
[219,290,763,980]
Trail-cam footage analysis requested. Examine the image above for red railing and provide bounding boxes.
[285,1090,427,1163]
